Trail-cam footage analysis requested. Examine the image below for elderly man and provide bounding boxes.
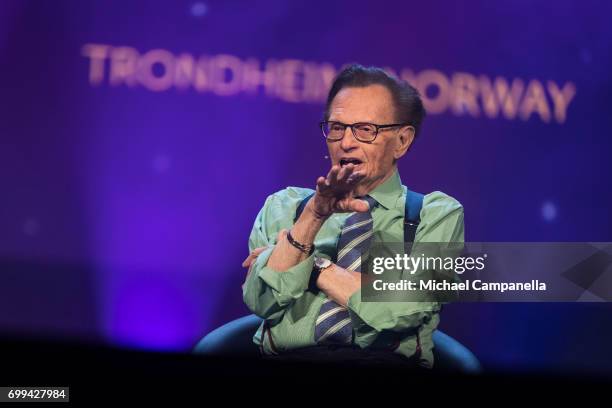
[242,64,464,368]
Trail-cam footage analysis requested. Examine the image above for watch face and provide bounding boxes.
[315,257,331,269]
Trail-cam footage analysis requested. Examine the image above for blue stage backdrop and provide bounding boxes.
[1,0,611,374]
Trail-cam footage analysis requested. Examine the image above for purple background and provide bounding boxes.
[1,0,611,374]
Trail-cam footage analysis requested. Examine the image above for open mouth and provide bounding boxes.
[339,158,363,167]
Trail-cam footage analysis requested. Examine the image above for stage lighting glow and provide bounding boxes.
[190,2,207,18]
[542,201,558,222]
[152,154,172,174]
[580,49,592,65]
[23,218,39,237]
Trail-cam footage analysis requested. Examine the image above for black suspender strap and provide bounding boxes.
[293,189,424,247]
[404,189,424,253]
[294,193,315,223]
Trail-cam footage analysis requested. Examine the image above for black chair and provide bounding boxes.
[194,314,482,373]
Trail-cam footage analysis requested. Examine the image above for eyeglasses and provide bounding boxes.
[319,121,409,143]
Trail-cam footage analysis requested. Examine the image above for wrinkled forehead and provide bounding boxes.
[328,84,396,124]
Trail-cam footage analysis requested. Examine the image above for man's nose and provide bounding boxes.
[340,126,359,151]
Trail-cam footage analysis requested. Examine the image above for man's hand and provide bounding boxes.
[241,245,269,288]
[316,263,363,307]
[307,163,370,220]
[241,246,269,269]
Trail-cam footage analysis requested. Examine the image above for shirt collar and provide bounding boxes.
[367,169,403,210]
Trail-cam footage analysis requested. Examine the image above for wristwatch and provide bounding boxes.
[314,256,333,273]
[309,256,333,292]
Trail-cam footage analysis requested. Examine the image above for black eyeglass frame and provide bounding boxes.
[319,121,411,143]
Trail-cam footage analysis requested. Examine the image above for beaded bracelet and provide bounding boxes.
[286,229,314,256]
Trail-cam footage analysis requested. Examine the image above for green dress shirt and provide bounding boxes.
[242,169,464,368]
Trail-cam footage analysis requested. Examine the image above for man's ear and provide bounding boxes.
[393,125,416,160]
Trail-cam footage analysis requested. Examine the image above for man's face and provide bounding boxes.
[327,84,409,196]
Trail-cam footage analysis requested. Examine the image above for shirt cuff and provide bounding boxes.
[257,248,315,305]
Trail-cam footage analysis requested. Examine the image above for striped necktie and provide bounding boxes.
[314,196,377,344]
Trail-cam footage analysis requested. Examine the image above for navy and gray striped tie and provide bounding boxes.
[314,196,377,344]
